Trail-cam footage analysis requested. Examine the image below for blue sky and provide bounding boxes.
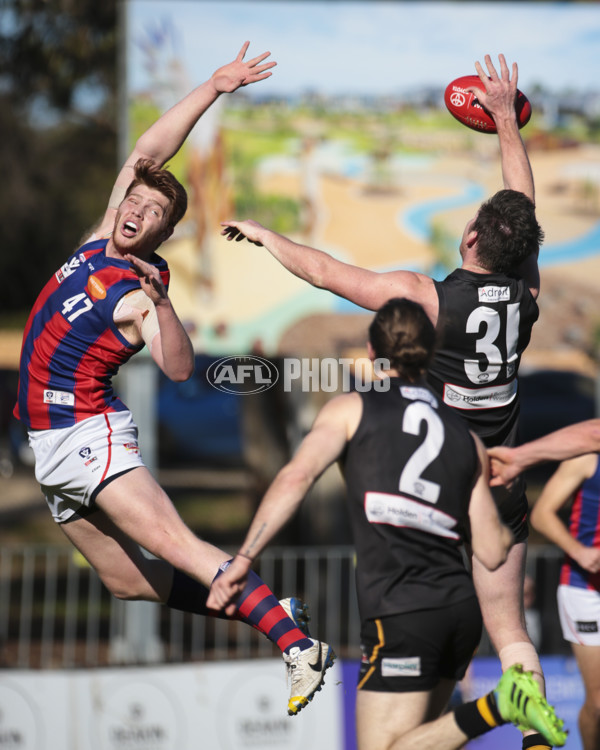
[127,1,600,97]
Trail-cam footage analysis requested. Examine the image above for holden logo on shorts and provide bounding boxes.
[206,356,279,395]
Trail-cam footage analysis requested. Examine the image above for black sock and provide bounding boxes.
[166,568,229,620]
[454,693,505,739]
[522,733,551,749]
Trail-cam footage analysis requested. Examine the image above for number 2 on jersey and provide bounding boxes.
[399,401,443,504]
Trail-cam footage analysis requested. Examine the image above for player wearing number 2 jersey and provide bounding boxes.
[208,299,566,750]
[220,54,554,749]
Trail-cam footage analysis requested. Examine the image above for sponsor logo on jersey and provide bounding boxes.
[87,274,107,300]
[443,379,517,410]
[123,442,140,455]
[576,620,599,633]
[365,492,459,539]
[400,386,438,408]
[381,657,421,677]
[478,285,510,302]
[43,389,75,406]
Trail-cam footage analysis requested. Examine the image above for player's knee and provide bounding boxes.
[584,689,600,720]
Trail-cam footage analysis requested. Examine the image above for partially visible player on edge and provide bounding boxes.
[13,43,333,716]
[529,453,600,750]
[207,298,567,750]
[220,54,551,748]
[489,420,600,484]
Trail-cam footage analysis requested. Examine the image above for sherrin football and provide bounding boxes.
[444,75,531,133]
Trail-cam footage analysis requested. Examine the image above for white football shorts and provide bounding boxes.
[29,411,145,523]
[557,583,600,646]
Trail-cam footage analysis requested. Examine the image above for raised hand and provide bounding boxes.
[125,254,168,305]
[467,53,518,123]
[211,42,276,94]
[220,219,265,246]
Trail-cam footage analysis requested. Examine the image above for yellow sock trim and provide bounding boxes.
[476,696,499,728]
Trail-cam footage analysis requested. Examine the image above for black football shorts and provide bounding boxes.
[357,596,482,692]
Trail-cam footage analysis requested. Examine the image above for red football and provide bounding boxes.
[444,75,531,133]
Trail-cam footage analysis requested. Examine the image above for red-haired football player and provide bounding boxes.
[14,43,334,715]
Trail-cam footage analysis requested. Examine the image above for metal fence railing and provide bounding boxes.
[0,543,567,670]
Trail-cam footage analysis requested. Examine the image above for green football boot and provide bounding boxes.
[494,664,567,747]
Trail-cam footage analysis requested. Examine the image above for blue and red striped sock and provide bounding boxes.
[215,563,313,654]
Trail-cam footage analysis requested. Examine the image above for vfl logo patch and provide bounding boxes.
[79,446,98,467]
[576,621,599,634]
[381,657,421,677]
[43,389,75,406]
[55,256,82,283]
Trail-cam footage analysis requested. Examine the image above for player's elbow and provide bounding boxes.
[307,254,334,290]
[165,358,195,382]
[474,527,513,571]
[277,463,315,497]
[170,364,194,382]
[586,420,600,452]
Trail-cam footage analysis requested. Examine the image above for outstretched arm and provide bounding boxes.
[468,54,539,291]
[469,54,534,202]
[489,419,600,486]
[93,42,276,240]
[221,219,439,320]
[206,393,359,615]
[468,434,514,570]
[530,454,600,573]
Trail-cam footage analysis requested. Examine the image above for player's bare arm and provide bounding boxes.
[124,254,194,381]
[95,42,276,240]
[469,54,535,202]
[467,54,540,295]
[530,454,600,573]
[207,393,360,613]
[468,433,514,570]
[221,219,439,321]
[490,420,600,487]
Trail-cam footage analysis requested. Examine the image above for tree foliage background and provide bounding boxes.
[0,0,119,318]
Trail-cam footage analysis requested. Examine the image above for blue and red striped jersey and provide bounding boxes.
[559,455,600,592]
[14,239,169,429]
